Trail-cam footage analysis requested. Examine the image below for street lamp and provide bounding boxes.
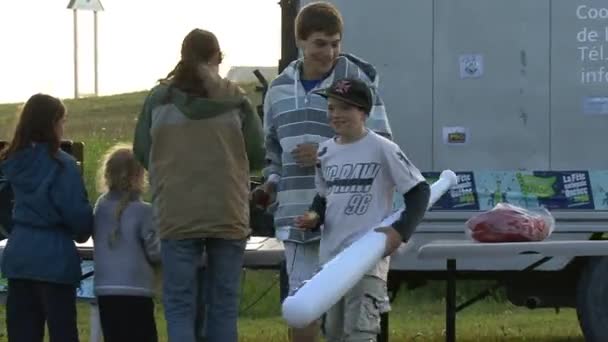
[66,0,104,98]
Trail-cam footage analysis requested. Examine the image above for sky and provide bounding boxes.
[0,0,281,103]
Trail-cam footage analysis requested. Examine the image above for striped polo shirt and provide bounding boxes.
[263,53,392,242]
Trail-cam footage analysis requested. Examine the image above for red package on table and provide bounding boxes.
[466,203,555,242]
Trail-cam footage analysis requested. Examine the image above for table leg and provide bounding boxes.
[378,311,389,342]
[446,259,456,342]
[89,301,102,342]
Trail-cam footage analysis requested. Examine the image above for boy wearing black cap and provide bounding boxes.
[295,79,430,342]
[257,8,392,341]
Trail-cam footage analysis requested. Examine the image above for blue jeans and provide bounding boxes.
[161,238,246,342]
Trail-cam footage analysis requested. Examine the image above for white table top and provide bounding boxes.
[417,239,608,259]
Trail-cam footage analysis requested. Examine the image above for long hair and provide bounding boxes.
[97,143,146,248]
[161,29,224,98]
[0,94,65,162]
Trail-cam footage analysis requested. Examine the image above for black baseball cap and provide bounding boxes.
[315,78,372,115]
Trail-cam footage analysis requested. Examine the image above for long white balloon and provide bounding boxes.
[282,170,458,328]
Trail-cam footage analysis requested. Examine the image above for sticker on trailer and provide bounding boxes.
[583,97,608,115]
[442,126,469,145]
[459,54,484,79]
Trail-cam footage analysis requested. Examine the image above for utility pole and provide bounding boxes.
[67,0,105,98]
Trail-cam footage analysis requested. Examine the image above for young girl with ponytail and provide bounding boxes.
[93,144,160,342]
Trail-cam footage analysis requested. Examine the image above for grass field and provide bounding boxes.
[0,88,587,341]
[0,282,588,341]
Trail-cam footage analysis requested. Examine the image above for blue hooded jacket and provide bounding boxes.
[0,143,93,285]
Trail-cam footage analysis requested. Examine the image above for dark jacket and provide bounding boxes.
[0,143,93,285]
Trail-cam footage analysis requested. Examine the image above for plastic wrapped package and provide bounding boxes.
[466,203,555,242]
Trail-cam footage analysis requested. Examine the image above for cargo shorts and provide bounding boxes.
[323,275,391,342]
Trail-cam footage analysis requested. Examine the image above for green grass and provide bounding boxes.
[0,294,587,341]
[0,89,587,341]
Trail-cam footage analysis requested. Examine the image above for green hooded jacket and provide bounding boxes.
[133,82,264,240]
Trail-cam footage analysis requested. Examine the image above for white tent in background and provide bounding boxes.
[226,66,277,84]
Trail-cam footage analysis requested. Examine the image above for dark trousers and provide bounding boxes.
[6,279,79,342]
[97,295,158,342]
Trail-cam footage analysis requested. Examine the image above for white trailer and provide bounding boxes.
[278,0,608,341]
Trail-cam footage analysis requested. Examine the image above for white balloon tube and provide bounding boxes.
[282,170,458,328]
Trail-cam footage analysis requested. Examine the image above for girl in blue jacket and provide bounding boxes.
[0,93,93,342]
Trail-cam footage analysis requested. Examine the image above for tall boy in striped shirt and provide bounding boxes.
[255,2,392,341]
